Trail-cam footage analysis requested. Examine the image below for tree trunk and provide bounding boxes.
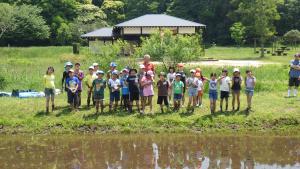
[260,42,265,58]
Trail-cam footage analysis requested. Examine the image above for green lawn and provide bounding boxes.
[0,46,299,134]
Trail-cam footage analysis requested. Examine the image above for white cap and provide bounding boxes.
[190,69,196,73]
[88,66,94,70]
[93,63,99,66]
[233,68,240,73]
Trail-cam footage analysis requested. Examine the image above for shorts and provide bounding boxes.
[94,93,104,101]
[209,91,218,100]
[188,88,198,97]
[110,91,120,102]
[44,88,55,97]
[220,91,229,99]
[67,90,78,104]
[157,96,169,105]
[245,87,254,96]
[289,77,300,87]
[198,90,203,97]
[232,90,241,94]
[139,88,144,97]
[174,94,182,101]
[129,92,139,101]
[122,94,129,100]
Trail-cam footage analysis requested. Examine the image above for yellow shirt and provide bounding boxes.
[85,74,97,87]
[44,74,55,89]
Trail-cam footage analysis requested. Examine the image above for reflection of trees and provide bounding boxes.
[0,135,299,168]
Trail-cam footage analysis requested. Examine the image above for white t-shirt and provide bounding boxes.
[167,73,176,83]
[246,76,256,88]
[220,76,231,91]
[198,79,203,91]
[108,78,121,92]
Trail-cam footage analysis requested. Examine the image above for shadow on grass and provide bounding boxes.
[83,113,100,121]
[55,107,72,117]
[35,111,48,117]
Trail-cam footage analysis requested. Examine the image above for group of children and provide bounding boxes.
[43,61,256,114]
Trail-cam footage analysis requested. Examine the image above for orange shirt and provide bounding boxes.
[143,62,155,72]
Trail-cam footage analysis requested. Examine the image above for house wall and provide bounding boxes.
[123,27,141,34]
[178,27,195,34]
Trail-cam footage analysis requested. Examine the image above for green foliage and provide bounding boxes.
[0,3,50,43]
[0,74,7,90]
[135,29,203,68]
[230,22,246,47]
[0,3,16,39]
[283,29,300,45]
[101,0,125,24]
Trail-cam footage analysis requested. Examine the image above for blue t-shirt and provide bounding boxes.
[120,76,129,95]
[66,76,80,90]
[290,60,300,78]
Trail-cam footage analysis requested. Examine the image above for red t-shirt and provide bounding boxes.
[143,62,155,72]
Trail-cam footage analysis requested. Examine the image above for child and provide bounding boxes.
[245,70,256,112]
[62,61,73,92]
[85,66,97,107]
[157,72,170,113]
[186,70,199,112]
[167,66,176,103]
[288,53,300,97]
[196,72,204,107]
[173,73,184,111]
[74,63,84,107]
[107,62,117,80]
[120,69,129,111]
[126,69,140,113]
[92,70,106,114]
[138,64,146,108]
[177,63,186,106]
[141,70,155,114]
[231,68,242,111]
[66,69,80,111]
[195,68,205,107]
[44,66,55,113]
[108,70,121,111]
[92,63,99,75]
[208,73,218,114]
[219,69,231,112]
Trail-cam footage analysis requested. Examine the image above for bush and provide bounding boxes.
[0,74,7,90]
[134,29,204,68]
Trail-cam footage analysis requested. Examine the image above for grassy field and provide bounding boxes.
[0,46,299,134]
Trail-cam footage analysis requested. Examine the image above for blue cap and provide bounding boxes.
[64,61,73,68]
[110,62,117,67]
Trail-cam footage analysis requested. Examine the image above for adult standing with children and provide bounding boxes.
[143,54,155,72]
[287,53,300,97]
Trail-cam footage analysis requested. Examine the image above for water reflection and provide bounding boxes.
[0,134,299,169]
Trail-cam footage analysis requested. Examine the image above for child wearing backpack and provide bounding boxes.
[173,73,184,111]
[92,70,106,114]
[44,66,55,113]
[66,69,80,111]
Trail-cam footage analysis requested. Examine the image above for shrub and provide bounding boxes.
[134,29,204,68]
[0,74,7,90]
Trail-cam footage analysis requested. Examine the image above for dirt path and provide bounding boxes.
[150,60,278,67]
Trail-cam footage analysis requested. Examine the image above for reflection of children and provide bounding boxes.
[126,69,140,113]
[157,72,170,113]
[66,69,79,111]
[173,74,184,111]
[44,66,55,113]
[85,66,97,107]
[141,70,155,114]
[108,70,121,111]
[186,70,198,112]
[92,71,106,114]
[120,69,129,110]
[219,69,231,112]
[167,66,176,103]
[208,73,218,114]
[245,70,256,112]
[231,68,242,111]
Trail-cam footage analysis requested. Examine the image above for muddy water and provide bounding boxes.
[0,134,299,169]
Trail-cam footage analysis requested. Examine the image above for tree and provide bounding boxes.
[135,29,204,68]
[0,3,16,39]
[101,0,125,24]
[232,0,282,57]
[283,29,300,48]
[230,22,246,47]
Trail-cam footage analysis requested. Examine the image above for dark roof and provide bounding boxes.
[115,14,205,27]
[81,27,113,38]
